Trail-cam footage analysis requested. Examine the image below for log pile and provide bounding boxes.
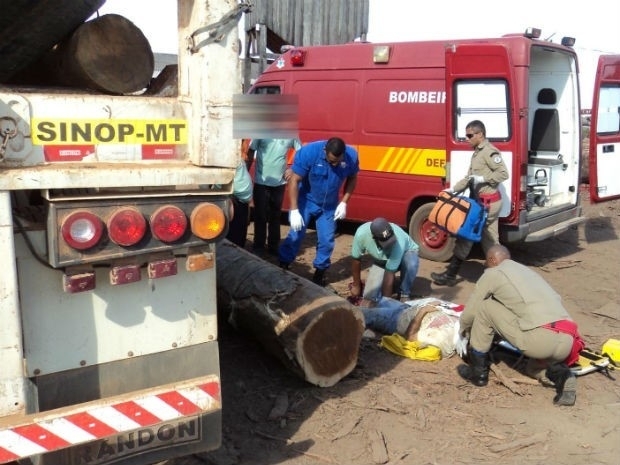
[1,2,155,95]
[0,0,105,82]
[216,241,365,387]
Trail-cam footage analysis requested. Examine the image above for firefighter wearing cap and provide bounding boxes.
[432,119,509,287]
[278,137,359,286]
[349,217,420,302]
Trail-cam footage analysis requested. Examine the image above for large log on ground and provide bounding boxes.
[0,0,106,82]
[216,241,364,387]
[11,13,154,94]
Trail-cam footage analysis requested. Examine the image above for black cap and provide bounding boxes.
[370,217,397,248]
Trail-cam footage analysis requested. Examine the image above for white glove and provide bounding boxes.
[453,321,469,358]
[288,209,304,232]
[469,175,485,185]
[334,202,347,221]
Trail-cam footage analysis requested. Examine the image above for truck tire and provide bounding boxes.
[408,203,454,262]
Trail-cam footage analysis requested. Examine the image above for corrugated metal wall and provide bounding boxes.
[242,0,369,89]
[244,0,369,47]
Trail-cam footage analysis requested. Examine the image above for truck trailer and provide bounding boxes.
[0,1,243,463]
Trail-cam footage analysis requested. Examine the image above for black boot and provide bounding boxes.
[457,349,489,386]
[546,363,577,406]
[431,256,463,286]
[312,268,326,287]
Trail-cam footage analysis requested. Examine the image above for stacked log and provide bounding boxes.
[8,13,154,95]
[216,241,365,387]
[0,0,105,82]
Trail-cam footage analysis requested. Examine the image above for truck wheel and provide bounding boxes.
[408,203,455,262]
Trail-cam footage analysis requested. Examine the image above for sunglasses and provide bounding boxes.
[465,132,479,139]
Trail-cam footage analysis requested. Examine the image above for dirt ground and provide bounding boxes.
[179,185,619,465]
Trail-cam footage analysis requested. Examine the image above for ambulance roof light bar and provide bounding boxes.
[561,36,576,47]
[524,27,542,39]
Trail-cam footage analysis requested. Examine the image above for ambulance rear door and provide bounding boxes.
[589,54,620,202]
[444,43,515,218]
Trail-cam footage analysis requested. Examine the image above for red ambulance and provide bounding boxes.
[249,28,620,261]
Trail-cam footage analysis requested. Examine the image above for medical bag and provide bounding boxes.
[428,191,487,242]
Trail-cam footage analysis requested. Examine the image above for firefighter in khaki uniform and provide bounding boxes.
[432,120,509,286]
[457,245,581,406]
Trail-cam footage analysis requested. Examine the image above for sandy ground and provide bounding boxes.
[174,185,620,465]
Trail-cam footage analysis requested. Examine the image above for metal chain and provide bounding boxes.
[0,117,18,161]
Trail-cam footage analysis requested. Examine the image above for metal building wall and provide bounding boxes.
[242,0,369,89]
[244,0,369,47]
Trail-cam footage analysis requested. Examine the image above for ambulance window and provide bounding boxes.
[454,80,510,141]
[595,85,620,135]
[252,86,281,95]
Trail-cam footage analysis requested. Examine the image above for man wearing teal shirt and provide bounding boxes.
[247,138,302,255]
[226,159,253,248]
[349,217,420,302]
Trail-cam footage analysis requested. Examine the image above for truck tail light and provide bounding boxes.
[63,268,96,293]
[150,205,188,243]
[61,211,104,250]
[107,207,147,246]
[110,263,142,285]
[49,197,228,268]
[148,257,178,279]
[190,202,226,239]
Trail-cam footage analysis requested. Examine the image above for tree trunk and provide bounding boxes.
[216,241,364,387]
[0,0,105,83]
[10,13,154,95]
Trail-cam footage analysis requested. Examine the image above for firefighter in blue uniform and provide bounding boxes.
[279,137,359,286]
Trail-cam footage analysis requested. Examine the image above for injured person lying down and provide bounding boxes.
[360,296,462,358]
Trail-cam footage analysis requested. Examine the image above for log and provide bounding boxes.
[216,241,365,387]
[0,0,105,82]
[11,13,154,94]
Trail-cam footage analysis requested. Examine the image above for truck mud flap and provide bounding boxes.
[0,375,221,464]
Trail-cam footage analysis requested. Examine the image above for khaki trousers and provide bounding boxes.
[469,298,573,363]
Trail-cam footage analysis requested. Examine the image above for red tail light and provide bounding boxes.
[61,211,104,250]
[150,205,188,243]
[107,207,147,246]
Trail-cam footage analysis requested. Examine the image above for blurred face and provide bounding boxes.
[465,128,482,146]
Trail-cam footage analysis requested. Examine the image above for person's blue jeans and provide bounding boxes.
[278,198,336,270]
[363,250,420,301]
[361,297,409,334]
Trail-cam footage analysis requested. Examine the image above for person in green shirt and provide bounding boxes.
[349,217,420,303]
[226,159,253,248]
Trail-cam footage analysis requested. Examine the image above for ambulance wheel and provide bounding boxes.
[408,203,455,262]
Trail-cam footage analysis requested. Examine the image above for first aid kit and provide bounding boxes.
[428,191,487,242]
